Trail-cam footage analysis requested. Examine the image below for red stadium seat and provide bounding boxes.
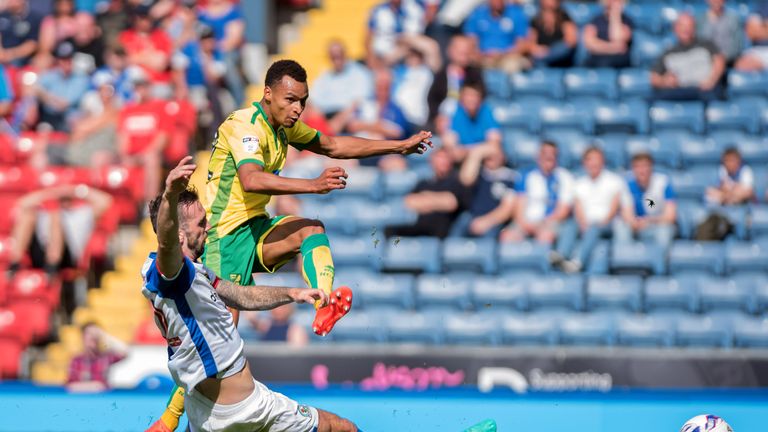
[8,300,51,342]
[0,306,31,345]
[9,270,50,303]
[134,316,166,345]
[163,99,196,165]
[0,194,20,234]
[0,166,32,193]
[0,337,23,378]
[93,165,144,223]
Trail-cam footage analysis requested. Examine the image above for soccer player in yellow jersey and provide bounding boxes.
[147,59,431,431]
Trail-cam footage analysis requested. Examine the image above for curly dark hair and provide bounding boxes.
[264,59,307,88]
[148,187,200,234]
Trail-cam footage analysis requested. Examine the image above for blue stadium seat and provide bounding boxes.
[558,312,615,346]
[668,240,725,276]
[631,32,675,68]
[379,236,441,273]
[625,3,671,34]
[510,69,564,99]
[644,275,697,312]
[734,273,768,313]
[383,170,420,198]
[669,167,713,201]
[472,275,530,311]
[563,68,618,99]
[697,276,756,313]
[442,237,498,274]
[736,136,768,166]
[674,134,723,168]
[615,313,675,347]
[618,68,652,100]
[340,167,382,201]
[726,240,768,275]
[527,274,584,311]
[483,69,512,100]
[492,98,544,133]
[498,241,551,273]
[328,235,380,269]
[593,99,650,134]
[353,199,418,233]
[732,314,768,348]
[626,135,680,169]
[343,270,415,311]
[502,130,540,168]
[538,102,594,134]
[500,313,559,346]
[716,205,750,240]
[444,313,501,345]
[385,311,443,344]
[586,275,643,312]
[610,241,666,275]
[253,271,305,288]
[675,312,734,348]
[750,205,768,238]
[585,240,611,275]
[727,70,768,98]
[542,129,590,169]
[562,2,601,27]
[308,199,361,235]
[331,311,386,343]
[649,101,705,134]
[415,273,473,311]
[754,167,768,204]
[593,134,628,169]
[706,100,761,134]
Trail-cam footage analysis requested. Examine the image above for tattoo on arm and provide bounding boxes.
[215,279,295,311]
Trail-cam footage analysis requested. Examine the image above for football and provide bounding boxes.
[680,415,733,432]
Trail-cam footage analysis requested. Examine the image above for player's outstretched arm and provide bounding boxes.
[238,163,348,195]
[304,130,433,160]
[156,156,197,277]
[215,279,329,311]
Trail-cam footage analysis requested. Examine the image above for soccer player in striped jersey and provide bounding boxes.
[144,157,360,432]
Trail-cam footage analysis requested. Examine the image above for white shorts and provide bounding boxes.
[185,379,319,432]
[745,46,768,68]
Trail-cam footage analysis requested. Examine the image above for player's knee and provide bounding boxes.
[299,218,325,238]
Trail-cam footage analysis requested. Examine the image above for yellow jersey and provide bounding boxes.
[205,102,320,237]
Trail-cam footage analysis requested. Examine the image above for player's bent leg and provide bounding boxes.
[316,409,359,432]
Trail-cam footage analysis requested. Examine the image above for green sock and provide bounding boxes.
[299,233,335,309]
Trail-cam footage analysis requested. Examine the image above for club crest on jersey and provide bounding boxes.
[296,405,311,418]
[242,135,259,153]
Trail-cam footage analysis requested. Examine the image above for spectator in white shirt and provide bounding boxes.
[705,147,755,205]
[615,153,677,249]
[312,40,374,119]
[560,147,624,273]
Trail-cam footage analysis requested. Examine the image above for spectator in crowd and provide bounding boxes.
[0,64,14,119]
[197,0,246,106]
[38,0,101,69]
[116,76,169,203]
[441,81,502,163]
[696,0,743,65]
[452,144,516,238]
[650,14,725,101]
[312,40,374,121]
[524,0,577,68]
[463,0,530,73]
[559,147,624,273]
[705,147,755,206]
[118,4,173,98]
[385,146,471,239]
[427,34,482,127]
[392,44,438,130]
[583,0,633,68]
[242,304,308,347]
[96,0,133,50]
[67,321,128,392]
[7,184,113,278]
[366,0,438,68]
[734,0,768,71]
[172,25,226,122]
[501,141,575,252]
[615,153,677,249]
[36,41,90,131]
[95,47,134,104]
[0,0,44,66]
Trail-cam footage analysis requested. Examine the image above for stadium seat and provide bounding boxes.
[253,272,305,288]
[631,32,675,68]
[750,205,768,238]
[498,241,551,273]
[726,240,768,274]
[593,99,650,134]
[472,275,530,312]
[585,240,611,275]
[735,136,768,166]
[328,235,380,269]
[502,130,542,168]
[727,70,768,98]
[610,241,666,275]
[0,338,22,378]
[510,69,564,99]
[493,98,545,133]
[353,199,418,232]
[527,274,584,311]
[385,311,443,344]
[9,270,53,306]
[697,277,756,313]
[444,313,500,346]
[558,312,615,346]
[675,312,734,348]
[649,101,705,134]
[644,275,697,312]
[625,3,671,34]
[538,102,594,134]
[330,311,386,343]
[668,241,725,276]
[706,100,761,134]
[343,270,415,311]
[483,69,512,100]
[675,134,723,168]
[8,300,50,342]
[754,167,768,204]
[732,314,768,348]
[562,1,601,27]
[415,274,473,311]
[379,237,441,273]
[618,68,652,100]
[308,199,360,235]
[500,312,559,346]
[383,170,420,198]
[542,129,590,169]
[669,168,713,201]
[615,313,675,347]
[626,135,680,169]
[593,134,628,169]
[563,68,618,99]
[0,306,30,345]
[586,275,643,312]
[339,167,382,202]
[442,237,497,274]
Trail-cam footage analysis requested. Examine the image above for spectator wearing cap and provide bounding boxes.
[197,0,245,106]
[35,41,90,131]
[441,80,501,163]
[705,147,755,206]
[583,0,634,68]
[463,0,530,73]
[615,153,677,249]
[650,13,725,101]
[118,4,173,98]
[38,0,100,68]
[696,0,742,65]
[0,0,44,66]
[312,40,374,120]
[735,0,768,71]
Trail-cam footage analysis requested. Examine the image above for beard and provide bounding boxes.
[187,237,205,261]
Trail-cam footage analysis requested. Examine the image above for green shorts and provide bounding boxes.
[202,215,293,285]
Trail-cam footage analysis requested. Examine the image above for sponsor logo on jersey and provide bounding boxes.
[242,135,259,153]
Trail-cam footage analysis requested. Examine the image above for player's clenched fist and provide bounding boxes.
[398,130,433,155]
[165,156,197,196]
[312,166,347,194]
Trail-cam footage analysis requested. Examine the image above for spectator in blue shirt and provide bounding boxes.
[583,0,634,68]
[366,0,439,69]
[463,0,529,72]
[0,64,14,118]
[173,25,225,118]
[197,0,245,106]
[615,153,677,249]
[312,40,374,118]
[443,80,501,162]
[35,41,90,131]
[0,0,44,66]
[705,147,755,206]
[735,0,768,71]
